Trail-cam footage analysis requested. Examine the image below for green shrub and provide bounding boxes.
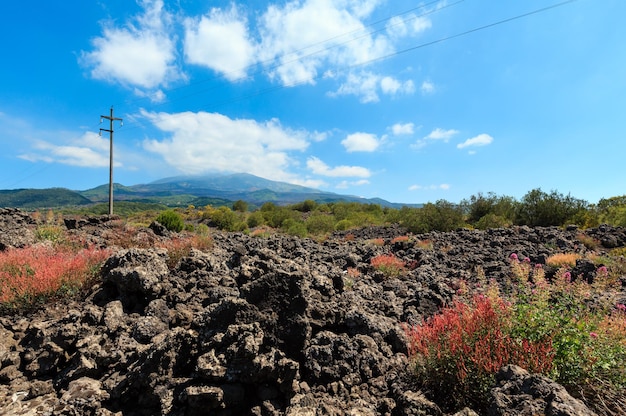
[291,199,317,212]
[35,225,66,245]
[305,213,336,235]
[246,211,265,228]
[405,255,626,414]
[286,222,307,237]
[399,201,464,234]
[461,192,517,226]
[232,200,249,212]
[515,188,589,227]
[474,213,511,230]
[155,210,184,232]
[335,219,353,231]
[210,206,238,231]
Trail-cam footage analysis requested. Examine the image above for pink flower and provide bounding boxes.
[563,271,572,282]
[523,257,531,263]
[590,332,598,339]
[535,263,543,269]
[510,253,518,260]
[616,304,626,312]
[597,266,608,275]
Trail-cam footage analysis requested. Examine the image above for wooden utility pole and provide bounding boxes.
[100,107,123,216]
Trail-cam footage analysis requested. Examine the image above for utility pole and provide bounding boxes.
[100,107,123,216]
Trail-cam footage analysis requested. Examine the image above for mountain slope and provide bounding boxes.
[0,188,91,209]
[0,173,419,209]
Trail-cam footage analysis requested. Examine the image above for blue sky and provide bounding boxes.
[1,0,624,204]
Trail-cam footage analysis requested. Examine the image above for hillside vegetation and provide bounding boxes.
[69,188,626,239]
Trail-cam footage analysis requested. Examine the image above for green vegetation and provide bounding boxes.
[405,254,626,414]
[155,210,185,232]
[0,188,91,209]
[26,188,626,238]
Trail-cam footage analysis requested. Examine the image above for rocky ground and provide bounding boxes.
[0,207,625,415]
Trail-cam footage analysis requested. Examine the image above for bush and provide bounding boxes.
[405,294,553,412]
[246,211,265,228]
[209,206,238,231]
[399,201,464,234]
[334,219,353,231]
[291,199,317,212]
[286,222,307,238]
[155,210,184,232]
[305,213,336,235]
[0,245,111,309]
[371,254,406,278]
[405,255,626,414]
[474,213,511,230]
[461,192,517,226]
[515,189,589,227]
[232,200,249,212]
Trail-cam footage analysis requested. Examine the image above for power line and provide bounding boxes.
[117,0,466,132]
[119,0,456,111]
[120,0,581,132]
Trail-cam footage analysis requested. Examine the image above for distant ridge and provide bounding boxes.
[0,173,421,209]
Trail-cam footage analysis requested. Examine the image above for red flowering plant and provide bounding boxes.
[370,253,406,278]
[404,253,626,414]
[0,245,111,309]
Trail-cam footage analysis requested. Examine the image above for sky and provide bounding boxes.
[0,0,624,205]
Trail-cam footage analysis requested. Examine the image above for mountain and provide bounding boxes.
[0,188,91,209]
[0,173,419,209]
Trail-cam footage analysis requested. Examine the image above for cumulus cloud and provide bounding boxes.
[184,5,255,81]
[391,123,415,135]
[19,132,113,168]
[386,14,432,39]
[341,132,381,152]
[141,110,312,182]
[412,127,459,149]
[330,71,415,103]
[426,128,459,142]
[420,80,435,94]
[457,133,494,149]
[80,0,181,91]
[307,157,371,178]
[257,0,392,86]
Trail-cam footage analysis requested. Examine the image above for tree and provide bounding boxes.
[232,200,249,212]
[515,189,589,227]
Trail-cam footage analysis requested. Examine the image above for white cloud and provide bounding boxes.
[330,71,415,103]
[184,6,255,81]
[307,156,371,178]
[80,0,180,91]
[408,184,450,191]
[342,132,380,152]
[141,110,311,182]
[381,77,415,95]
[391,123,415,135]
[420,80,435,94]
[19,132,113,168]
[457,133,494,149]
[386,15,432,39]
[331,71,380,103]
[426,128,459,142]
[412,127,459,149]
[257,0,392,86]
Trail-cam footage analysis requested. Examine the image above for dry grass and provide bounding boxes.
[546,252,581,268]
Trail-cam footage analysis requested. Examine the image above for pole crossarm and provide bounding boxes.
[99,107,123,216]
